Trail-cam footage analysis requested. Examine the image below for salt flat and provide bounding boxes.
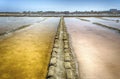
[65,17,120,79]
[0,17,60,79]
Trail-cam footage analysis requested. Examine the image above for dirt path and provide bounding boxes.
[47,17,79,79]
[65,18,120,79]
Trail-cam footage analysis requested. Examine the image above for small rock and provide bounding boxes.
[65,53,70,57]
[55,39,59,43]
[64,49,71,53]
[64,40,69,43]
[64,43,69,49]
[54,39,60,47]
[63,34,68,40]
[63,37,67,40]
[54,43,59,48]
[48,66,55,77]
[64,62,72,69]
[47,77,55,79]
[66,69,75,79]
[50,57,57,66]
[53,48,58,53]
[55,36,59,39]
[65,56,71,62]
[64,42,69,45]
[52,52,57,57]
[55,34,59,39]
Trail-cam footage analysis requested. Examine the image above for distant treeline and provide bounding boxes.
[0,10,120,14]
[0,10,120,17]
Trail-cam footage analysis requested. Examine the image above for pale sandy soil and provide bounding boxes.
[65,18,120,79]
[0,17,60,79]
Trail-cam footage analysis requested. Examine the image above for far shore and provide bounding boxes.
[0,13,120,17]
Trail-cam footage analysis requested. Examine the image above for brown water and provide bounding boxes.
[0,17,60,79]
[65,18,120,79]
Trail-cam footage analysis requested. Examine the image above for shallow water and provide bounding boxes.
[102,17,120,21]
[0,17,45,34]
[0,17,60,79]
[80,17,120,29]
[65,17,120,79]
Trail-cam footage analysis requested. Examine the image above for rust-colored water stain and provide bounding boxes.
[0,18,59,79]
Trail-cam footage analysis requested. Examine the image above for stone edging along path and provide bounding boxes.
[47,17,79,79]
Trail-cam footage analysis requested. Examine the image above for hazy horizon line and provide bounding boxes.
[0,9,120,12]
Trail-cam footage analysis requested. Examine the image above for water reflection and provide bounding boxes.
[0,17,45,34]
[0,18,60,79]
[80,17,120,29]
[65,18,120,79]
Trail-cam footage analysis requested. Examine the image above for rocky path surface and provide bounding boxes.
[47,17,79,79]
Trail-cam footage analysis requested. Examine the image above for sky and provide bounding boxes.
[0,0,120,12]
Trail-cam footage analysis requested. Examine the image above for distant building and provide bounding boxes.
[63,11,70,14]
[110,9,118,13]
